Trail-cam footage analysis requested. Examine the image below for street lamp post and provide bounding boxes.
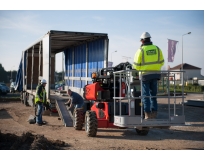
[111,50,117,62]
[181,32,191,84]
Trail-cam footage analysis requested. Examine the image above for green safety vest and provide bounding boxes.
[35,84,47,104]
[133,45,164,75]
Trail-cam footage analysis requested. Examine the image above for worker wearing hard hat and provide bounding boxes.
[35,79,47,126]
[133,32,164,119]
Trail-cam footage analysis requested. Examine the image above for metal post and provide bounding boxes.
[173,73,176,116]
[62,52,64,83]
[86,43,88,84]
[114,71,116,116]
[119,72,122,116]
[31,46,34,93]
[181,32,191,84]
[140,71,143,122]
[181,32,191,115]
[167,71,170,119]
[39,41,42,80]
[72,48,74,88]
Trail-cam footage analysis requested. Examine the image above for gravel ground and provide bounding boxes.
[0,93,204,159]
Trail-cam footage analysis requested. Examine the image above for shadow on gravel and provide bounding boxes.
[158,103,204,123]
[96,128,204,142]
[0,131,70,150]
[0,109,12,119]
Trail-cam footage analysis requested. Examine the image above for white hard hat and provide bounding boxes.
[41,79,47,84]
[140,32,151,39]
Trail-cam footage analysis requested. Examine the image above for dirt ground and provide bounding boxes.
[0,93,204,152]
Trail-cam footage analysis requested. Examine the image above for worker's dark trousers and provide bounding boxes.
[142,79,158,113]
[75,102,84,109]
[36,103,44,124]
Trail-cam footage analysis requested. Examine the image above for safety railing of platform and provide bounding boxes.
[113,69,185,123]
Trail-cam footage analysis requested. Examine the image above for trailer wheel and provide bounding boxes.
[73,108,84,130]
[85,111,98,137]
[136,127,149,136]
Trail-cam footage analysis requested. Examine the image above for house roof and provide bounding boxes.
[169,63,201,70]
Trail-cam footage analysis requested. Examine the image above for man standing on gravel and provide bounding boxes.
[132,32,164,119]
[65,89,84,110]
[35,79,47,126]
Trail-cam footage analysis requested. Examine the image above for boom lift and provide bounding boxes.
[68,62,185,137]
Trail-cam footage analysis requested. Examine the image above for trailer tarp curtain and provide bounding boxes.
[15,52,26,91]
[64,38,105,88]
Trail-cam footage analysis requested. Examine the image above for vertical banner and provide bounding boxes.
[168,39,178,62]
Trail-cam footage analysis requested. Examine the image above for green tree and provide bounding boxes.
[0,64,17,83]
[0,63,7,83]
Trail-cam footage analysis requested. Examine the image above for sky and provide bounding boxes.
[0,2,204,78]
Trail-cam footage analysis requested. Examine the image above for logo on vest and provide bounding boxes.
[146,49,156,55]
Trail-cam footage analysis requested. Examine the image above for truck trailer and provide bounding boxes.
[15,30,109,106]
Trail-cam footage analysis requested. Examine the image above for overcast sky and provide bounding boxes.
[0,1,204,77]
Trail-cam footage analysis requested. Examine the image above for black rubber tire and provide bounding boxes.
[73,108,84,130]
[85,111,98,137]
[136,127,149,136]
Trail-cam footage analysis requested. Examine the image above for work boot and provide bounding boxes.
[144,112,152,119]
[152,111,157,119]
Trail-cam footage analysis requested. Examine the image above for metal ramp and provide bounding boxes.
[51,94,73,127]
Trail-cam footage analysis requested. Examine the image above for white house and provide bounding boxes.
[168,63,204,81]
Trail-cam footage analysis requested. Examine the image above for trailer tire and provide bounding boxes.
[85,111,98,137]
[136,127,149,136]
[73,108,84,130]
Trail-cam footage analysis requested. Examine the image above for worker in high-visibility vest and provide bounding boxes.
[35,79,47,126]
[133,32,164,119]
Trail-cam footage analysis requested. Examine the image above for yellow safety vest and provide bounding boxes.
[133,45,164,75]
[35,84,47,104]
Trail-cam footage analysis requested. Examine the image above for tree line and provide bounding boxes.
[0,63,64,84]
[0,63,17,83]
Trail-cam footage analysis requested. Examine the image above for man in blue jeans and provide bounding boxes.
[35,79,47,125]
[133,32,164,119]
[65,89,84,110]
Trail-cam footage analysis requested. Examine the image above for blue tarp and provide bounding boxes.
[15,57,23,91]
[64,38,105,88]
[15,52,26,92]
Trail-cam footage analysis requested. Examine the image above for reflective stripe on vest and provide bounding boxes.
[35,85,46,104]
[134,46,164,66]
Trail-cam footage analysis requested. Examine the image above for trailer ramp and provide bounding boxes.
[51,94,73,127]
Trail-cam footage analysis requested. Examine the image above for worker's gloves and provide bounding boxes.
[64,102,69,105]
[66,106,73,111]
